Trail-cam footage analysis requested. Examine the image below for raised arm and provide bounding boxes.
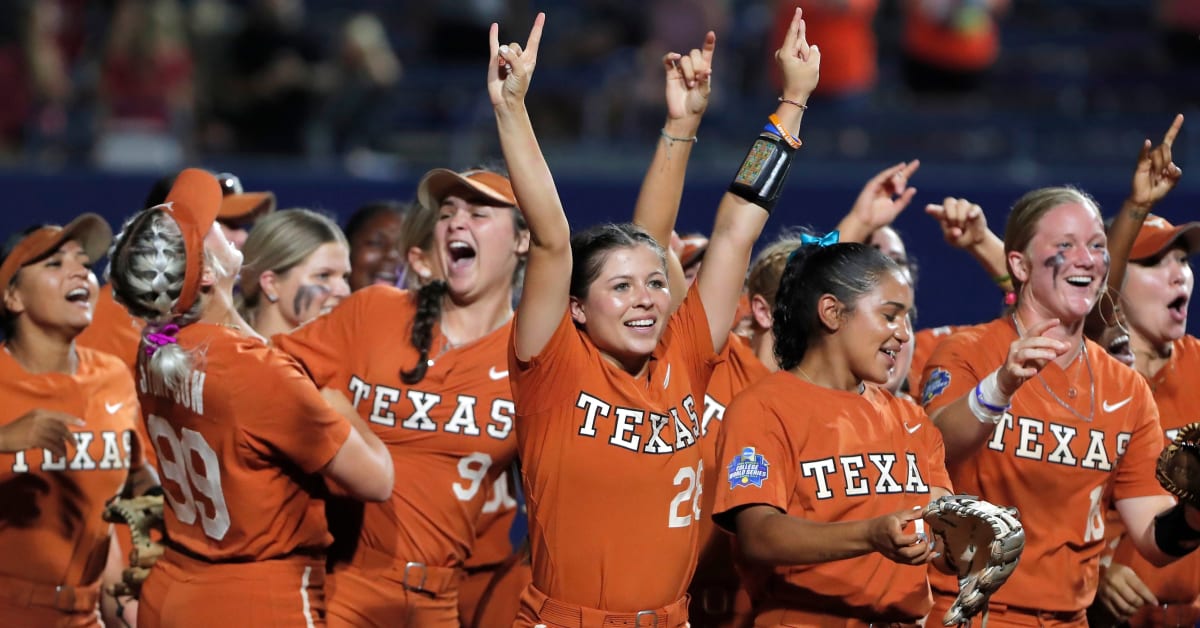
[489,14,571,361]
[836,160,921,243]
[1087,114,1184,338]
[697,6,819,352]
[925,197,1011,294]
[632,32,716,307]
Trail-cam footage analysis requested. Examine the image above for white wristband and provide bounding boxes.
[979,370,1012,408]
[968,371,1012,425]
[968,388,1004,425]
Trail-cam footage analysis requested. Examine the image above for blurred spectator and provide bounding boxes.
[770,0,880,107]
[343,200,406,292]
[313,12,401,157]
[901,0,1009,96]
[0,0,88,160]
[94,0,193,170]
[1159,0,1200,67]
[223,0,326,155]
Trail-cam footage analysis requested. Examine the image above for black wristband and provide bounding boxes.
[1154,502,1200,557]
[728,131,796,213]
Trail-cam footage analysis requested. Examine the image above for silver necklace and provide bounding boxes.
[1012,314,1096,423]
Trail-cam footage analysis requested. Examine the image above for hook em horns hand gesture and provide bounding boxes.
[488,13,545,109]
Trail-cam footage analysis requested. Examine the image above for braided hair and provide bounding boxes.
[400,279,449,384]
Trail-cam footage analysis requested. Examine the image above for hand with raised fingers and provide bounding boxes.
[775,7,821,104]
[0,409,83,456]
[926,197,990,251]
[487,13,546,110]
[664,31,716,124]
[846,160,921,235]
[869,505,936,565]
[1129,114,1184,211]
[997,318,1070,396]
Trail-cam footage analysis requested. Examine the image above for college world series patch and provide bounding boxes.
[921,368,951,405]
[728,447,769,489]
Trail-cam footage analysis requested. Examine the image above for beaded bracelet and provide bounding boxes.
[660,128,698,144]
[778,96,808,111]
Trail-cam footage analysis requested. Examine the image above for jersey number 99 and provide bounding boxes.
[147,414,231,541]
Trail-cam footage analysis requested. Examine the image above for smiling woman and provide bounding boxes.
[270,165,529,627]
[920,185,1200,625]
[237,209,351,338]
[343,201,407,291]
[0,213,160,628]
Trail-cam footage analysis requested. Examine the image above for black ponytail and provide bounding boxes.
[772,241,900,371]
[401,279,449,384]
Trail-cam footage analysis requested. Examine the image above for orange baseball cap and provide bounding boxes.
[0,213,113,314]
[1129,214,1200,261]
[416,168,517,211]
[162,168,224,314]
[216,172,275,222]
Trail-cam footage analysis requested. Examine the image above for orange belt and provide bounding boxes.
[0,572,101,613]
[349,543,462,597]
[985,601,1087,624]
[526,584,689,628]
[753,607,921,628]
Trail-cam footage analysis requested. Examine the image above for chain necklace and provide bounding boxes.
[1012,314,1096,423]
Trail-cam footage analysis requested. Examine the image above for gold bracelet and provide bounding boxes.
[778,96,808,111]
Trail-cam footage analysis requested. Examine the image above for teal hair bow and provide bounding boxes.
[800,230,839,247]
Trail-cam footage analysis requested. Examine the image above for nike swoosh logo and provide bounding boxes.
[1103,397,1133,413]
[906,424,922,434]
[105,402,123,414]
[488,367,509,381]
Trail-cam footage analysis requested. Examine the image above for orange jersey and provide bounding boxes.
[137,323,350,561]
[693,333,770,578]
[1110,334,1200,609]
[76,285,156,472]
[509,284,718,611]
[0,346,143,587]
[274,285,518,568]
[909,325,969,396]
[712,373,951,622]
[464,467,521,568]
[921,318,1166,612]
[76,285,144,373]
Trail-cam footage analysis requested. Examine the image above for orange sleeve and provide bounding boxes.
[272,287,374,387]
[1112,383,1170,502]
[665,282,720,402]
[241,348,353,474]
[508,309,590,416]
[711,389,798,532]
[920,329,993,413]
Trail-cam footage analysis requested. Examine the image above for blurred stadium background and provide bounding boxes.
[1,0,1197,329]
